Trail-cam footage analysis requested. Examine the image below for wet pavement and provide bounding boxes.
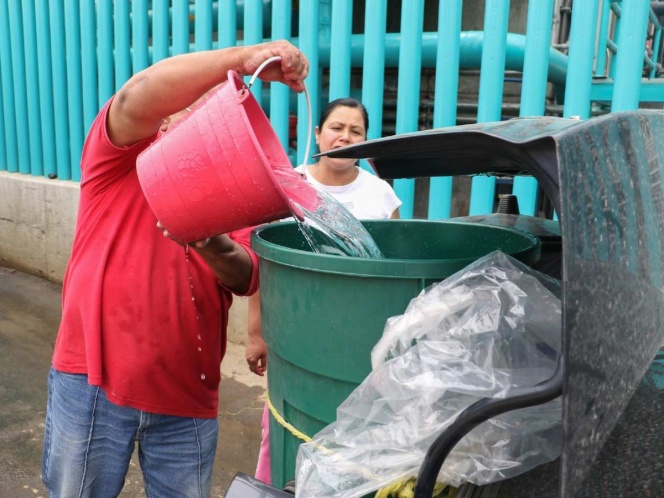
[0,266,267,497]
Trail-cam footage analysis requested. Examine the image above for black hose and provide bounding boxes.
[413,358,564,498]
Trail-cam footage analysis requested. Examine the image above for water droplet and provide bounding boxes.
[200,374,206,380]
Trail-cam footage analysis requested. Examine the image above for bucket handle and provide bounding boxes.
[246,56,313,170]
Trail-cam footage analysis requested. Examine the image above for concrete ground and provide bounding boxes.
[0,266,267,497]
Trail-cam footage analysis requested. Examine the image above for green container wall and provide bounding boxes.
[251,219,541,488]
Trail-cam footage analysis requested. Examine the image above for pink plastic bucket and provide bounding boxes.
[136,70,312,242]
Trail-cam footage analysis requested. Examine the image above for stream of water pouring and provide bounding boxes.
[272,168,384,259]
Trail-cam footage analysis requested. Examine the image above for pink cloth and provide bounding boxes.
[255,402,272,483]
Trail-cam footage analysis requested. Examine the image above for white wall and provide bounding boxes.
[0,171,249,345]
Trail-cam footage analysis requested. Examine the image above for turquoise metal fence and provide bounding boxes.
[0,0,662,218]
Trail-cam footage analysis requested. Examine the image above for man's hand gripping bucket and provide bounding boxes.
[136,57,315,243]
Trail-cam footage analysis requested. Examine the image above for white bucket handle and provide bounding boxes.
[247,56,312,170]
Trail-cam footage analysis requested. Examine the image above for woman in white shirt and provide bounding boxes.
[248,98,401,484]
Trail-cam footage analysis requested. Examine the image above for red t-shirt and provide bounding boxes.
[52,98,259,418]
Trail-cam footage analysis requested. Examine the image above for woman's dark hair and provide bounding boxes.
[318,98,369,132]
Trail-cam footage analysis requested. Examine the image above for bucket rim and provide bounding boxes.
[251,219,542,278]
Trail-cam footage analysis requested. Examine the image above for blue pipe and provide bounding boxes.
[65,0,83,180]
[152,0,170,63]
[564,0,600,118]
[35,0,56,177]
[8,0,31,174]
[329,0,353,100]
[245,0,264,104]
[219,0,237,48]
[428,0,463,220]
[21,0,43,176]
[173,0,190,56]
[0,0,15,172]
[132,0,150,72]
[470,0,510,216]
[81,1,99,133]
[50,0,71,180]
[195,0,214,51]
[270,0,292,150]
[297,1,320,165]
[98,0,114,105]
[114,0,132,88]
[612,0,652,111]
[394,0,425,219]
[512,0,555,216]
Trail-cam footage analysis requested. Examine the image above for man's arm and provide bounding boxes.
[107,40,308,147]
[191,235,254,294]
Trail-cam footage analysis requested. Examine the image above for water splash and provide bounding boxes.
[273,168,383,259]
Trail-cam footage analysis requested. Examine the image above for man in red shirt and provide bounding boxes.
[42,40,308,497]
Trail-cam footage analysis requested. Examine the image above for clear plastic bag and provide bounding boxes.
[295,251,563,498]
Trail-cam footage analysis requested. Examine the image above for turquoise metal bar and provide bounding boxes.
[329,0,353,100]
[563,0,600,118]
[172,0,190,56]
[512,0,555,216]
[0,72,4,171]
[361,0,387,140]
[0,0,17,172]
[393,0,424,219]
[35,0,56,177]
[612,0,651,111]
[81,1,99,133]
[132,0,150,73]
[153,0,170,63]
[470,0,510,216]
[651,27,662,78]
[21,0,42,175]
[218,0,237,48]
[297,0,320,165]
[50,1,71,179]
[595,0,613,77]
[98,0,114,106]
[64,0,83,181]
[428,0,463,220]
[114,0,132,90]
[195,0,213,52]
[245,0,264,104]
[360,0,387,173]
[270,0,292,151]
[592,79,664,101]
[8,0,30,173]
[609,1,622,79]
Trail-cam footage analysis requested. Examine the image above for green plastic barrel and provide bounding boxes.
[251,219,541,489]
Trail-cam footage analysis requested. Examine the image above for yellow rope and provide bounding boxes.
[264,393,456,498]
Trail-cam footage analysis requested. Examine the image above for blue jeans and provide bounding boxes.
[42,367,219,498]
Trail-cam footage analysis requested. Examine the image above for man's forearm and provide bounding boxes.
[193,235,253,294]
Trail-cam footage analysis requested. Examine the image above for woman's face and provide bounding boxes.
[315,106,367,171]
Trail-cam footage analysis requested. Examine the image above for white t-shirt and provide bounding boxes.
[295,165,402,219]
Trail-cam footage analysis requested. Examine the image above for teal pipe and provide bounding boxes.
[394,0,424,219]
[512,0,555,216]
[8,0,31,173]
[115,0,132,89]
[64,0,83,181]
[153,0,170,63]
[270,0,292,151]
[50,0,70,180]
[219,0,237,48]
[245,0,264,105]
[0,0,16,172]
[360,0,388,173]
[609,1,623,79]
[173,0,190,56]
[612,0,651,111]
[195,0,213,51]
[564,0,600,118]
[98,0,114,105]
[81,1,99,133]
[470,0,510,216]
[21,0,43,175]
[132,0,150,72]
[297,1,320,165]
[35,0,56,177]
[651,27,662,79]
[329,0,352,100]
[595,0,613,77]
[428,0,463,220]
